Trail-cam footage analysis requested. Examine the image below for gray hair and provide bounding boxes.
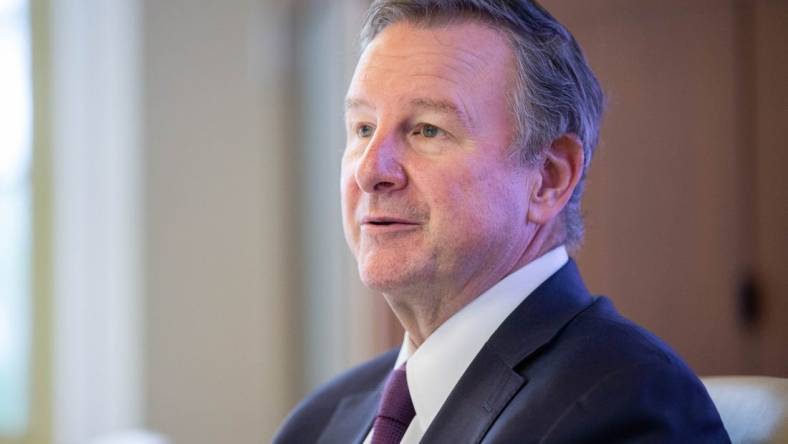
[359,0,605,250]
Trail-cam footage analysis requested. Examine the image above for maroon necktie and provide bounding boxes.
[371,363,415,444]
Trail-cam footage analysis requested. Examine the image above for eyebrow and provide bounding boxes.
[344,97,474,129]
[410,98,474,129]
[344,97,372,112]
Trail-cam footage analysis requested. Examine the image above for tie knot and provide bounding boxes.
[371,363,415,444]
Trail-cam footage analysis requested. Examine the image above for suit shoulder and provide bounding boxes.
[272,348,397,443]
[522,295,712,408]
[563,296,694,370]
[524,297,729,442]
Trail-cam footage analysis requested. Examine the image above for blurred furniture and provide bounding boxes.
[702,376,788,444]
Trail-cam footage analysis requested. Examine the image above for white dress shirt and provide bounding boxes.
[363,246,569,444]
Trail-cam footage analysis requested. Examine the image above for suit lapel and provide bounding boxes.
[421,260,594,444]
[317,388,381,444]
[420,347,525,444]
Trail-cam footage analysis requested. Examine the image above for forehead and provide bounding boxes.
[347,21,515,109]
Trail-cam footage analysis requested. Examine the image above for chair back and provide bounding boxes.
[702,376,788,444]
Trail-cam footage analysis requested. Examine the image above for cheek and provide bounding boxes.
[340,156,359,206]
[340,165,361,249]
[436,166,525,240]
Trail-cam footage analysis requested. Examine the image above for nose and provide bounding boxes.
[354,131,407,193]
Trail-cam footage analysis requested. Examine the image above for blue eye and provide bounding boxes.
[356,124,374,138]
[417,124,442,138]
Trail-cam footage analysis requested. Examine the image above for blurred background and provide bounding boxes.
[0,0,785,443]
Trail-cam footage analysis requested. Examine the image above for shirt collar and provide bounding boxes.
[392,245,569,431]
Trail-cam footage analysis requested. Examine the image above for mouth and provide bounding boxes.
[360,216,421,232]
[361,216,419,226]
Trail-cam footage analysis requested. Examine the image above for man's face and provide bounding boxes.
[342,21,535,296]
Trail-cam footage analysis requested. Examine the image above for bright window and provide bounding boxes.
[0,0,32,436]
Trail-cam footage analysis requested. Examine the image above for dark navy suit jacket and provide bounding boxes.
[274,260,730,443]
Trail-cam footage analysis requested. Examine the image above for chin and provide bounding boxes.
[359,267,411,293]
[358,260,430,294]
[356,246,438,293]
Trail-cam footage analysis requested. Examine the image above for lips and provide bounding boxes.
[360,216,420,226]
[359,216,421,234]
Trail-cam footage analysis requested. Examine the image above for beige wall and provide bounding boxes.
[143,1,297,442]
[142,1,380,442]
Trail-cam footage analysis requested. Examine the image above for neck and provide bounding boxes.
[384,222,561,347]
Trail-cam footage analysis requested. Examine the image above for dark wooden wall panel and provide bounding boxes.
[544,0,786,376]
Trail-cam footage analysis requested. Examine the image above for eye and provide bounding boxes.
[356,123,375,138]
[414,123,444,138]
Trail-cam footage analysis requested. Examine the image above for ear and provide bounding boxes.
[527,134,584,225]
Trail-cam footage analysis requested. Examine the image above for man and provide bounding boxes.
[275,1,730,443]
